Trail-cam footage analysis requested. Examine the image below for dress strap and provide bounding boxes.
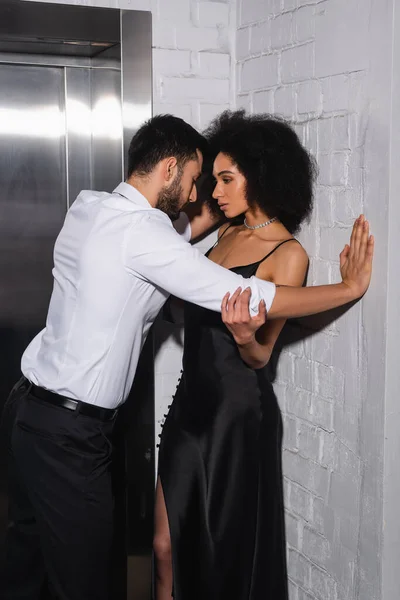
[257,238,299,266]
[217,222,234,242]
[206,222,234,255]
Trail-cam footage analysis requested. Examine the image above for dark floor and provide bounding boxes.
[0,492,152,600]
[128,556,152,600]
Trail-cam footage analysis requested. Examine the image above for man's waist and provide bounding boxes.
[21,361,124,410]
[23,378,118,422]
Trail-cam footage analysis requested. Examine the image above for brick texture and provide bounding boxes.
[236,0,376,598]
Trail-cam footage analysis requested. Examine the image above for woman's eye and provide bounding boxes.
[222,178,231,184]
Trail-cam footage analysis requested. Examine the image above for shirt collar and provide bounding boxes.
[113,182,153,210]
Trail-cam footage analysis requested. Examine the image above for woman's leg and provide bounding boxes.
[153,477,173,600]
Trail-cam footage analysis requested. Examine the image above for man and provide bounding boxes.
[1,115,373,600]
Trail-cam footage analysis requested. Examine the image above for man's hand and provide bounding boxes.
[340,215,374,299]
[221,287,267,346]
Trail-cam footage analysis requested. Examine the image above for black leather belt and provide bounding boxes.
[26,379,117,422]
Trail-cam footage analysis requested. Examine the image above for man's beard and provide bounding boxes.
[156,174,184,221]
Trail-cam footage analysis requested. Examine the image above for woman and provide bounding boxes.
[153,111,359,600]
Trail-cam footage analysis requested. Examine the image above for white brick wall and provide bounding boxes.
[236,1,393,599]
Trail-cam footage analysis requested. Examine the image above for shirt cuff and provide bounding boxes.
[173,212,191,242]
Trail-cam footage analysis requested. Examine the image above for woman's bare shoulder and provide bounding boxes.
[280,239,309,264]
[258,238,309,285]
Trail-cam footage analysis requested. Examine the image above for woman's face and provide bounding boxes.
[212,153,249,219]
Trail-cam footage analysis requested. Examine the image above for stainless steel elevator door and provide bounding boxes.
[0,60,123,560]
[65,66,123,202]
[0,62,67,561]
[0,63,67,391]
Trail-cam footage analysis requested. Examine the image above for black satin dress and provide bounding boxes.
[158,237,294,600]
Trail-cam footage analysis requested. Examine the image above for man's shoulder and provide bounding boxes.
[70,189,175,235]
[67,190,110,212]
[126,208,175,236]
[71,189,146,215]
[76,189,112,203]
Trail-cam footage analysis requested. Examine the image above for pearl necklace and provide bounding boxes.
[243,216,278,230]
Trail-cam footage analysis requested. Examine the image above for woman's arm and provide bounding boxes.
[222,243,309,369]
[183,201,224,241]
[223,216,374,367]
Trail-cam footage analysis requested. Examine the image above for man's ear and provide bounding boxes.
[164,157,178,183]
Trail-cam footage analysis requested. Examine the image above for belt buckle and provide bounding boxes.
[63,398,79,411]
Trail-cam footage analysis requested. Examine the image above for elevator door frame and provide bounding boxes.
[0,4,153,599]
[0,7,153,177]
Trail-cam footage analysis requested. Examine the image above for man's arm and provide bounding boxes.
[124,211,276,315]
[124,212,373,319]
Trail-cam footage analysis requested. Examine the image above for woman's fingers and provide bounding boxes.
[353,214,364,260]
[339,244,350,269]
[237,291,267,327]
[237,288,252,322]
[223,287,268,331]
[221,292,230,319]
[367,235,375,260]
[256,299,267,324]
[348,216,359,261]
[350,217,371,270]
[346,215,372,272]
[360,219,369,263]
[228,287,242,315]
[222,287,242,322]
[236,288,267,325]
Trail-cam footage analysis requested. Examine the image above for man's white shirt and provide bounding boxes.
[22,183,276,408]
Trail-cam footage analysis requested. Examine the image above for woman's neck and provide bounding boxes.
[243,208,273,228]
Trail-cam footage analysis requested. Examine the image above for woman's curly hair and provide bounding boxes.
[203,110,317,234]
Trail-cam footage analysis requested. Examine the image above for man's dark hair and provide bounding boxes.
[204,110,317,234]
[127,114,208,178]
